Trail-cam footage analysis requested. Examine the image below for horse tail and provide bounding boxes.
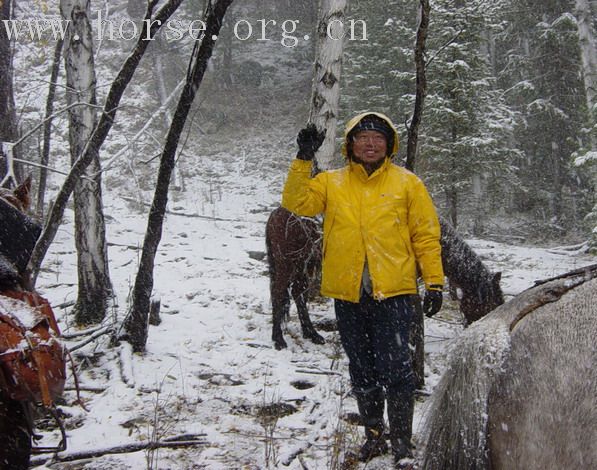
[421,316,511,470]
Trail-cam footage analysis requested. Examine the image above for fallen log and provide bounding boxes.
[29,434,207,466]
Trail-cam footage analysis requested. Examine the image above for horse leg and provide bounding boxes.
[291,277,325,345]
[0,394,31,470]
[271,271,291,350]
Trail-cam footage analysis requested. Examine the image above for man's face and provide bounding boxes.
[351,130,388,166]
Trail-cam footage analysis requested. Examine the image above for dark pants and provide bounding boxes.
[334,293,415,397]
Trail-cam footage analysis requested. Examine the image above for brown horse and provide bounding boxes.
[0,177,38,469]
[0,175,32,213]
[265,208,504,350]
[265,207,325,350]
[421,264,597,470]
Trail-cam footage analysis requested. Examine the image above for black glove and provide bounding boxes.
[296,124,326,161]
[423,285,443,317]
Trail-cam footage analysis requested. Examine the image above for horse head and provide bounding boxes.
[459,271,504,324]
[0,176,41,290]
[0,175,32,213]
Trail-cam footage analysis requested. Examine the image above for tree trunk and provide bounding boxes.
[550,139,563,222]
[406,0,430,172]
[129,0,182,189]
[151,32,186,190]
[127,0,173,129]
[151,34,174,130]
[28,0,185,283]
[309,0,347,171]
[575,0,597,118]
[36,39,64,218]
[405,0,431,389]
[123,0,234,353]
[60,0,112,325]
[446,187,458,228]
[0,0,20,183]
[221,15,234,87]
[472,173,484,236]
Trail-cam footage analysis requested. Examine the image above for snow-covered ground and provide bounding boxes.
[29,142,595,470]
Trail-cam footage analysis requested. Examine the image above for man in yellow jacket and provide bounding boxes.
[282,112,444,468]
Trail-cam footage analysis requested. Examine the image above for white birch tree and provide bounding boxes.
[574,0,597,251]
[60,0,112,324]
[575,0,597,119]
[310,0,347,170]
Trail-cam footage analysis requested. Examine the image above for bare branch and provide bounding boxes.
[99,79,185,174]
[426,27,464,68]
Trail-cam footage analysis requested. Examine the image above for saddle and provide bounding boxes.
[0,289,66,407]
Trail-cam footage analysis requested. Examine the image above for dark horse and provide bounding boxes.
[438,216,504,324]
[266,207,325,350]
[0,177,40,469]
[421,264,597,469]
[265,207,504,349]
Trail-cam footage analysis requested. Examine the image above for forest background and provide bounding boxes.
[2,0,596,250]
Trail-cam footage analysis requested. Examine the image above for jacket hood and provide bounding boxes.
[341,112,399,158]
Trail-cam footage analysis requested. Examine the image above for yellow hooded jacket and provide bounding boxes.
[282,112,444,303]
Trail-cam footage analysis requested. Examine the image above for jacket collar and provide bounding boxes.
[348,157,391,182]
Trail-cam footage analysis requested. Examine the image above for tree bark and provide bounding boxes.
[0,0,20,183]
[309,0,347,171]
[472,173,485,236]
[446,187,458,228]
[60,0,112,325]
[29,0,185,283]
[405,0,431,390]
[123,0,234,352]
[221,14,234,87]
[150,34,174,129]
[127,0,174,129]
[36,39,64,218]
[575,0,597,118]
[405,0,430,172]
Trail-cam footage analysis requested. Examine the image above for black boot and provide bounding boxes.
[387,390,415,468]
[354,387,389,462]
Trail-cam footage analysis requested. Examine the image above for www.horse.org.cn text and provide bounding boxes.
[2,14,370,48]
